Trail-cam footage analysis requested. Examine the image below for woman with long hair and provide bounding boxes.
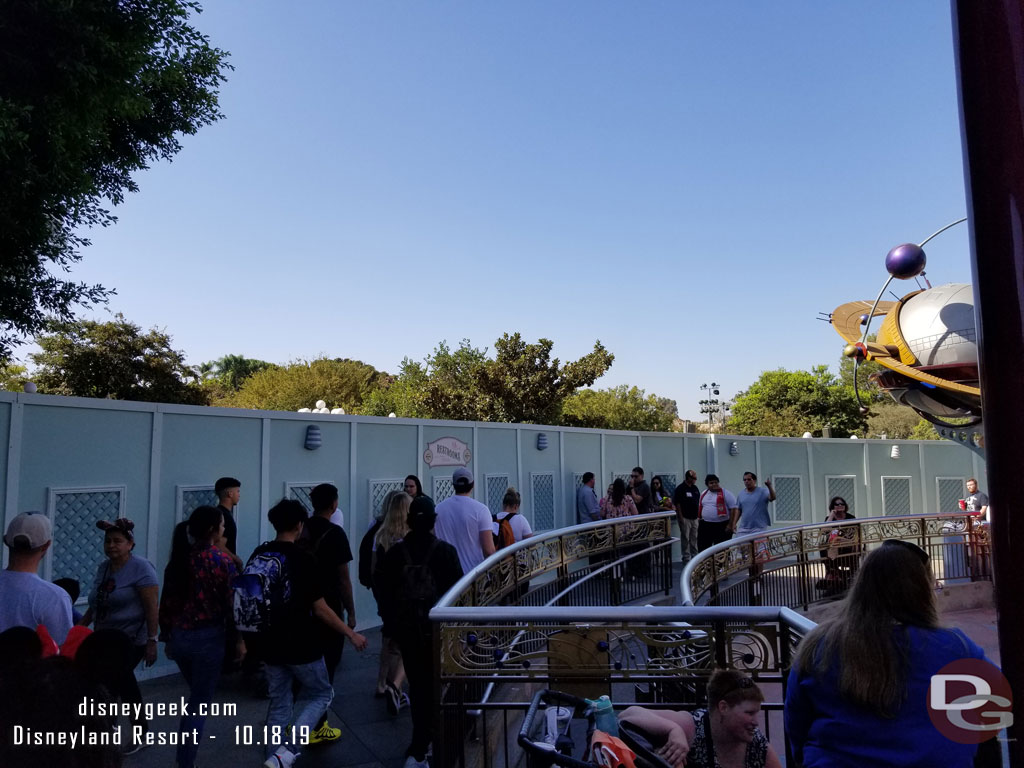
[372,490,412,714]
[403,475,424,498]
[159,505,241,768]
[651,475,674,511]
[600,477,637,519]
[619,668,782,768]
[817,495,859,590]
[786,540,990,767]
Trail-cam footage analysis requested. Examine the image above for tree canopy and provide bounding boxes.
[727,366,866,437]
[30,315,207,404]
[0,0,231,360]
[224,358,389,413]
[561,385,678,431]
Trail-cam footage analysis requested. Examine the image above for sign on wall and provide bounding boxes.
[424,436,471,468]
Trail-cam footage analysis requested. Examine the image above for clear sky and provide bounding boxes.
[55,1,972,420]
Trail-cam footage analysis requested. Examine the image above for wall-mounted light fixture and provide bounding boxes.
[537,433,549,451]
[729,441,739,456]
[890,444,901,459]
[305,425,322,450]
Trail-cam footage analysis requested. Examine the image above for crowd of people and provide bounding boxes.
[0,468,997,768]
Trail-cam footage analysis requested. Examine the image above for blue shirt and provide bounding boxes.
[89,555,159,646]
[785,626,985,768]
[737,486,771,530]
[0,570,73,644]
[576,484,600,524]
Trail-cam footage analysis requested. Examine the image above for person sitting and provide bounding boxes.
[618,669,782,768]
[785,539,991,767]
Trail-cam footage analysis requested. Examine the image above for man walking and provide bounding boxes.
[433,468,495,573]
[697,474,739,552]
[303,483,357,743]
[0,512,73,643]
[576,472,600,524]
[242,499,367,768]
[672,470,701,563]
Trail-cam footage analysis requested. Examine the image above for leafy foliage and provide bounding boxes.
[360,359,430,418]
[561,385,678,431]
[30,315,207,404]
[727,366,867,437]
[199,354,275,392]
[225,358,389,413]
[0,363,30,393]
[0,0,231,359]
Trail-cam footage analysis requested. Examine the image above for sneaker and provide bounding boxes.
[404,756,429,768]
[386,682,403,716]
[307,722,341,745]
[263,747,296,768]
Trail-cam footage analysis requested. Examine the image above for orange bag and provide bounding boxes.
[591,730,637,768]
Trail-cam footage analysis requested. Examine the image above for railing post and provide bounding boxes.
[797,533,811,612]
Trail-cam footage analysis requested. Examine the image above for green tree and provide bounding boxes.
[360,359,430,418]
[910,419,941,440]
[0,0,231,360]
[421,340,491,421]
[226,358,388,413]
[561,385,677,431]
[728,366,867,437]
[474,334,614,424]
[837,335,887,404]
[865,401,926,439]
[30,315,207,404]
[200,354,275,391]
[0,363,30,392]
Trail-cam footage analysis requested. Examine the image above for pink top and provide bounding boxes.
[600,495,638,519]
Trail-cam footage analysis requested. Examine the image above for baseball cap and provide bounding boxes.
[4,511,52,550]
[453,467,474,488]
[408,495,438,530]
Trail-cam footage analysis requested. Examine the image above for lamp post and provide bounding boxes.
[699,382,725,427]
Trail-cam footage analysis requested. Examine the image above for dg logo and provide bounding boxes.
[928,658,1013,744]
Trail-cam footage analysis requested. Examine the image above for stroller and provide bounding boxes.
[518,690,672,768]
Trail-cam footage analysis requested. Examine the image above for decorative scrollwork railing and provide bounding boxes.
[681,513,991,609]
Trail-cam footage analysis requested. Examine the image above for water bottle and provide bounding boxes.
[586,695,618,737]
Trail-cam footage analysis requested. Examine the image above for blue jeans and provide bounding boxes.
[264,658,333,759]
[168,625,225,768]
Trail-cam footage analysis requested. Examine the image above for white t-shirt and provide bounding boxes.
[329,508,344,530]
[0,570,74,644]
[492,510,533,542]
[699,488,738,523]
[434,494,494,573]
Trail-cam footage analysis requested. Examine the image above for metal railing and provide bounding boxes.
[681,513,992,609]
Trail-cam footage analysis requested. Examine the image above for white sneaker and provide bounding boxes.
[263,747,296,768]
[404,755,429,768]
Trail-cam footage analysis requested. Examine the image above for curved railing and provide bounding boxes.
[436,511,677,609]
[681,513,991,609]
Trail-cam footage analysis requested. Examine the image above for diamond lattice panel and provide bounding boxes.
[656,474,677,496]
[937,478,965,514]
[531,473,555,531]
[774,476,803,522]
[288,485,316,513]
[572,473,586,489]
[182,489,218,521]
[882,477,912,517]
[485,475,510,515]
[433,477,455,502]
[52,490,122,589]
[370,480,404,517]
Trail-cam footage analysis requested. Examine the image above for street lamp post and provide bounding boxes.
[699,382,726,427]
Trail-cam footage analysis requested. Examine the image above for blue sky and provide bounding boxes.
[57,1,971,420]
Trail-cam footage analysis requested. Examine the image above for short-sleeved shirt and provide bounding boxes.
[0,570,73,644]
[219,505,238,554]
[688,708,769,768]
[632,481,652,515]
[163,543,237,632]
[966,491,989,514]
[492,511,533,542]
[737,486,772,532]
[303,515,353,616]
[699,488,738,523]
[673,482,701,520]
[88,555,159,646]
[434,494,494,573]
[244,540,323,665]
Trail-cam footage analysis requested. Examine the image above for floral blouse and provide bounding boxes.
[600,495,638,519]
[159,543,237,633]
[688,708,769,768]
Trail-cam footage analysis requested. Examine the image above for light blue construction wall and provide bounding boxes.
[0,391,986,675]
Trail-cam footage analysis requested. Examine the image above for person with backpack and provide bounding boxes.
[492,487,533,550]
[301,483,356,745]
[237,499,368,768]
[377,495,463,768]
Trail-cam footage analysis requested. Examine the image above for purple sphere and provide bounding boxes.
[885,243,927,279]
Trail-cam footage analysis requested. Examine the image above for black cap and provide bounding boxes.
[408,495,437,530]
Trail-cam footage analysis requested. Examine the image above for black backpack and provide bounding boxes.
[396,539,440,631]
[359,519,383,589]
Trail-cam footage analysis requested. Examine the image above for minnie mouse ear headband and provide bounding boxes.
[96,518,134,541]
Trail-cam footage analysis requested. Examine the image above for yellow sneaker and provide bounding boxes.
[307,722,341,745]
